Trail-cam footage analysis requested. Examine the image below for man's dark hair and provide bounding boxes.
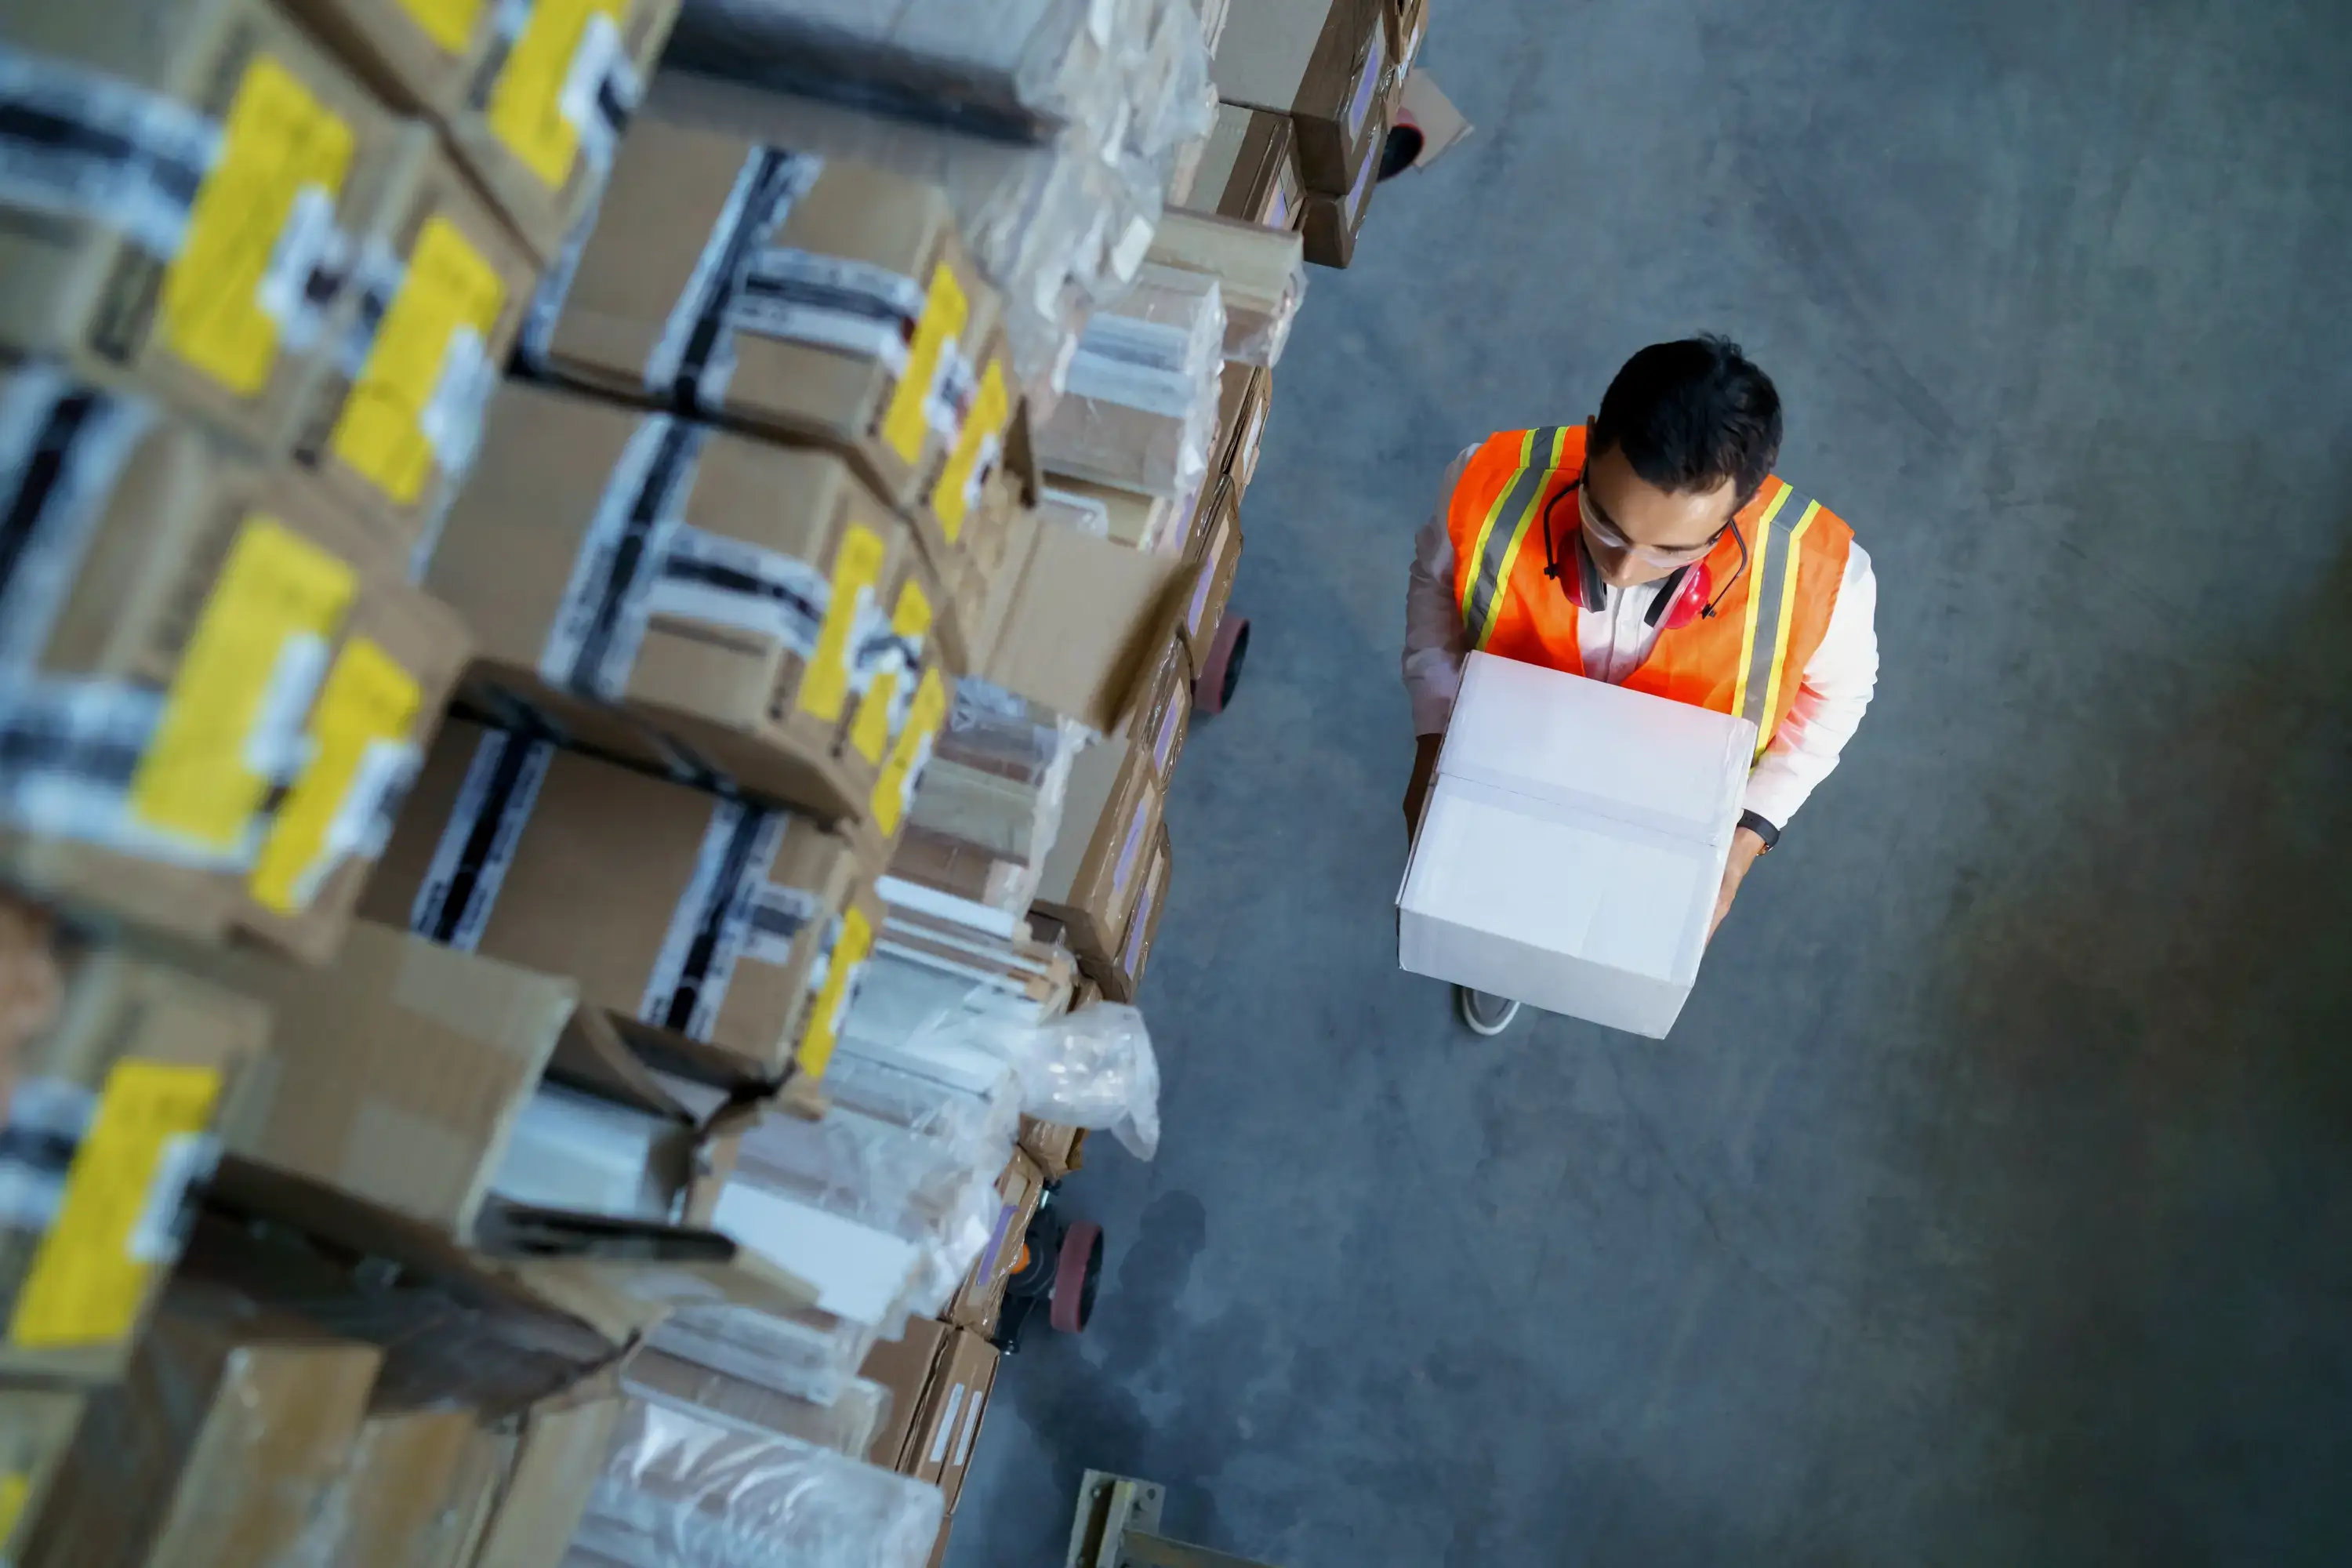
[1591,336,1782,505]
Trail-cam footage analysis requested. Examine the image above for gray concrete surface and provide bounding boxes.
[948,1,2352,1562]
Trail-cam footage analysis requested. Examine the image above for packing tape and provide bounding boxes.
[539,414,706,699]
[729,247,920,377]
[0,368,151,676]
[643,146,824,411]
[641,524,831,662]
[640,800,785,1044]
[410,726,555,950]
[0,45,220,258]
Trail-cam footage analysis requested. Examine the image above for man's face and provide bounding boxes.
[1581,441,1739,588]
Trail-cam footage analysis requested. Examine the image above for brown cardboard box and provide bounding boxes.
[1179,479,1246,676]
[1038,474,1193,557]
[858,1316,953,1472]
[17,1276,382,1567]
[0,938,269,1385]
[625,1344,872,1455]
[471,1381,624,1568]
[945,1152,1045,1333]
[525,113,1003,594]
[1034,739,1165,964]
[1213,0,1389,195]
[963,505,1196,735]
[1016,1117,1085,1183]
[1180,103,1304,230]
[291,126,540,565]
[280,0,498,119]
[446,0,682,263]
[1122,635,1194,789]
[0,0,406,456]
[1085,823,1171,1004]
[1301,122,1381,268]
[1143,212,1307,367]
[1215,363,1272,490]
[430,381,948,856]
[909,1327,996,1496]
[0,1386,85,1565]
[359,721,882,1082]
[0,367,469,962]
[298,1409,509,1568]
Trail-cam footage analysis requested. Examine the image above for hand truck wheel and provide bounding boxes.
[1190,615,1250,716]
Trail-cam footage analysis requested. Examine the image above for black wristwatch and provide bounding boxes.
[1737,810,1780,852]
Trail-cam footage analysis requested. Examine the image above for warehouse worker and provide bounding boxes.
[1402,337,1880,1036]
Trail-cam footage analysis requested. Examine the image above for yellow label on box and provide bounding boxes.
[129,517,357,853]
[401,0,488,52]
[847,579,933,765]
[329,216,506,506]
[9,1061,223,1350]
[0,1472,26,1546]
[869,666,946,837]
[249,637,422,913]
[793,905,873,1080]
[931,357,1007,539]
[880,263,967,463]
[798,524,887,724]
[489,0,624,189]
[162,56,353,397]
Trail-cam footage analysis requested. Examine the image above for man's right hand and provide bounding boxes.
[1403,733,1444,840]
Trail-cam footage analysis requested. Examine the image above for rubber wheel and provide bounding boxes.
[1049,1221,1104,1334]
[1379,122,1425,181]
[1191,616,1250,716]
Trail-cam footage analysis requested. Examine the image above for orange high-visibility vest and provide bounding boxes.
[1446,425,1855,759]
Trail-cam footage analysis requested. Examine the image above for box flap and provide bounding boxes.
[980,521,1191,732]
[1436,652,1752,841]
[1400,71,1473,168]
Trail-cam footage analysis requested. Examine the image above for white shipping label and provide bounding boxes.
[127,1132,219,1263]
[1152,693,1185,775]
[241,632,332,782]
[256,183,347,351]
[928,1385,969,1466]
[950,1386,988,1468]
[419,324,494,472]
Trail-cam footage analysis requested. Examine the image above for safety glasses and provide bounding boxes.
[1576,484,1732,568]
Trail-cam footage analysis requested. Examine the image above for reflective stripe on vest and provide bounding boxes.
[1733,482,1824,759]
[1460,425,1570,650]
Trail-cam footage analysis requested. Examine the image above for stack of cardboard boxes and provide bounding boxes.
[0,0,1445,1559]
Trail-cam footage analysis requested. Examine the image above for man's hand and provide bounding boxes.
[1710,827,1769,939]
[1403,733,1444,840]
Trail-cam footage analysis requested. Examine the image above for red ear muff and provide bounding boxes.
[1648,561,1713,630]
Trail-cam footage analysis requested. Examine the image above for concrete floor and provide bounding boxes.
[949,1,2352,1562]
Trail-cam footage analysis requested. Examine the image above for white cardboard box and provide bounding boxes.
[1397,652,1756,1038]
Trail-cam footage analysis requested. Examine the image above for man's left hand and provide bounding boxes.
[1710,827,1769,940]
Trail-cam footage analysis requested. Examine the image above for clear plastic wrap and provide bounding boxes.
[890,677,1093,920]
[626,1352,893,1461]
[651,1301,883,1410]
[568,1396,942,1568]
[665,0,1113,143]
[845,982,1163,1160]
[1145,212,1308,367]
[646,0,1213,411]
[1040,267,1225,497]
[726,1105,1007,1317]
[1037,484,1112,537]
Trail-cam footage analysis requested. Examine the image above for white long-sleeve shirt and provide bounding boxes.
[1403,448,1879,829]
